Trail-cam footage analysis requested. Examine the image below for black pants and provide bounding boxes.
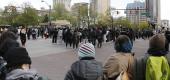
[97,39,102,48]
[21,39,26,46]
[92,38,96,46]
[73,41,79,49]
[66,39,72,48]
[52,36,57,43]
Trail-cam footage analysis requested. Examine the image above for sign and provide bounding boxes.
[141,12,150,17]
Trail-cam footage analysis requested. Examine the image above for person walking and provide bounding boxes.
[64,43,103,80]
[72,30,79,49]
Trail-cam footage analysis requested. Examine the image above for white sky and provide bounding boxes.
[0,0,169,21]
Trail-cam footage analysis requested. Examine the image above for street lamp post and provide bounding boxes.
[41,0,51,27]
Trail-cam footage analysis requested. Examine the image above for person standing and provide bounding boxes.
[97,29,103,48]
[72,30,79,49]
[103,35,134,80]
[32,29,37,40]
[134,34,170,80]
[27,28,32,40]
[4,47,48,80]
[52,28,58,43]
[20,27,27,47]
[64,43,103,80]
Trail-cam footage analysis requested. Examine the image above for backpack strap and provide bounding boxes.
[134,54,149,80]
[165,53,170,65]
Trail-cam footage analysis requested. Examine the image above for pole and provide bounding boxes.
[112,17,113,29]
[49,5,51,27]
[88,3,90,28]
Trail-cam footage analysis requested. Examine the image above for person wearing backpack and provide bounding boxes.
[64,43,103,80]
[4,47,48,80]
[134,34,170,80]
[103,35,134,80]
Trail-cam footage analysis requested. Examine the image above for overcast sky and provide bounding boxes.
[0,0,169,21]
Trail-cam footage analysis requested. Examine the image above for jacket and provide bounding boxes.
[103,53,134,80]
[6,69,47,80]
[64,58,103,80]
[134,53,170,80]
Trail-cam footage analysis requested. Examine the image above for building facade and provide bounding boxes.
[53,0,71,11]
[90,0,110,16]
[146,0,161,25]
[161,20,169,28]
[71,2,89,28]
[71,2,88,16]
[126,1,147,24]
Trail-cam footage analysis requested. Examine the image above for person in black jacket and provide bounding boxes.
[97,29,103,48]
[65,29,72,48]
[20,27,27,47]
[52,28,58,43]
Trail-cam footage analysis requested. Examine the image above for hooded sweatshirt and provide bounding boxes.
[6,69,40,80]
[64,58,103,80]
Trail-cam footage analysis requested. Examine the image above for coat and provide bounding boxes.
[6,69,48,80]
[64,58,103,80]
[103,53,134,80]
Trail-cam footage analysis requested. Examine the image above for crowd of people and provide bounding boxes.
[65,34,170,80]
[0,26,170,80]
[9,26,156,49]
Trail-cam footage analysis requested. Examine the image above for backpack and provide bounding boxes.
[116,71,129,80]
[134,54,170,80]
[146,56,170,80]
[0,57,7,80]
[115,54,134,80]
[5,69,48,80]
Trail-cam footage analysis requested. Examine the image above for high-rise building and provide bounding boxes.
[161,20,169,28]
[71,2,88,16]
[53,0,71,11]
[126,1,147,24]
[146,0,161,25]
[90,0,110,16]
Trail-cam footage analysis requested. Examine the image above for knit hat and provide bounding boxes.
[114,35,133,53]
[4,47,31,67]
[149,34,166,51]
[78,43,95,59]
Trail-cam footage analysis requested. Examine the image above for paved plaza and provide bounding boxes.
[24,38,149,80]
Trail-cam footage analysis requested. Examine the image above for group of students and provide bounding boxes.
[0,30,48,80]
[64,34,170,80]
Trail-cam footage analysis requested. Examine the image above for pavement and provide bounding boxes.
[23,38,149,80]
